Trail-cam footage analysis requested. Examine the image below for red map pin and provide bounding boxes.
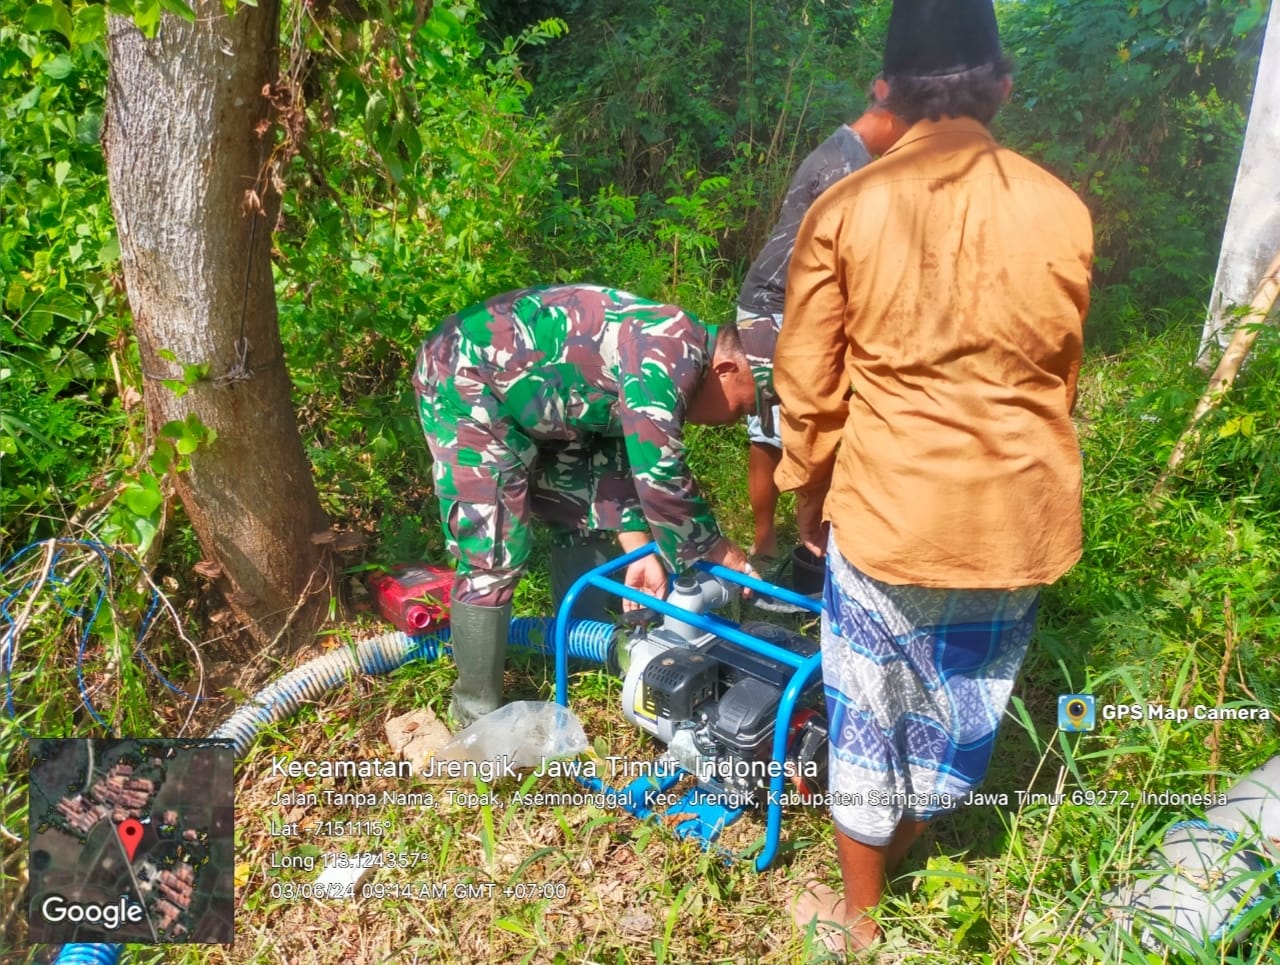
[117,819,143,862]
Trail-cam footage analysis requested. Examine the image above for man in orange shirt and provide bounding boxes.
[777,0,1093,951]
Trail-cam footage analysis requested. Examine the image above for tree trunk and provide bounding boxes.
[103,1,332,649]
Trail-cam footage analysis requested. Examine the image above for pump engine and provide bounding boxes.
[614,572,828,802]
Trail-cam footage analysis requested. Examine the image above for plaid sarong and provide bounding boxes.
[821,534,1041,845]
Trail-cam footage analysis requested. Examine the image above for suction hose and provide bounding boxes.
[49,946,120,965]
[1094,755,1280,951]
[52,616,615,964]
[211,617,615,756]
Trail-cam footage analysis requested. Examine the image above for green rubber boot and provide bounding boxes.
[448,599,512,729]
[550,531,617,623]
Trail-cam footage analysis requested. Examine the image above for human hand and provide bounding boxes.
[796,490,829,558]
[703,537,758,598]
[623,555,668,611]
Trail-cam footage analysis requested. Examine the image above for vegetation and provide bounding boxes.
[2,0,1277,962]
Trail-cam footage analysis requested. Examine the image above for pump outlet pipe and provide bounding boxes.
[1093,755,1280,952]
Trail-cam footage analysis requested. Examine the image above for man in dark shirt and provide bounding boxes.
[736,104,907,561]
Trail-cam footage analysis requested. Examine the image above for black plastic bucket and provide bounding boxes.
[790,546,825,595]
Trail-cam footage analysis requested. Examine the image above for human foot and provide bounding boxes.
[790,880,879,955]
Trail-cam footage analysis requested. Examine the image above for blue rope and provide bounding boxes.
[1,538,209,732]
[74,541,114,729]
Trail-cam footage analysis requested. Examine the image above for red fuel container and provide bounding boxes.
[369,563,454,635]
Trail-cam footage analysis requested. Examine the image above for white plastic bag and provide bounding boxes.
[437,700,588,771]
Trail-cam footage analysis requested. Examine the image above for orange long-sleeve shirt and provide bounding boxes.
[775,117,1093,588]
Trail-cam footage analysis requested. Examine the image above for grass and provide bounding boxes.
[2,317,1279,964]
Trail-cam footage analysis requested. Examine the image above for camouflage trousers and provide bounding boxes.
[415,326,647,606]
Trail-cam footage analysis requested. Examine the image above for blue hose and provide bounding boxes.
[50,945,120,964]
[52,616,614,965]
[211,617,615,756]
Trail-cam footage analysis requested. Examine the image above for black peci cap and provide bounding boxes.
[883,0,1002,78]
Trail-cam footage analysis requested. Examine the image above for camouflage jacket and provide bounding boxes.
[416,284,723,567]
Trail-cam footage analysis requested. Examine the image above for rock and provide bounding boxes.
[385,708,452,770]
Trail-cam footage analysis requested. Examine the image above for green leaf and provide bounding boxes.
[131,513,160,556]
[385,153,404,184]
[73,3,107,43]
[58,348,97,383]
[98,235,120,263]
[494,917,536,939]
[22,312,54,341]
[149,444,173,475]
[52,0,75,40]
[175,434,200,455]
[159,419,185,440]
[132,0,163,38]
[122,475,163,516]
[420,8,462,41]
[77,108,104,145]
[378,120,403,159]
[24,5,57,34]
[364,92,388,143]
[40,54,75,80]
[158,0,196,21]
[180,361,209,384]
[1233,6,1262,36]
[183,412,208,435]
[399,122,423,163]
[4,283,25,314]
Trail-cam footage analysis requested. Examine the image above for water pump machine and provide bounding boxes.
[615,571,828,802]
[553,543,826,870]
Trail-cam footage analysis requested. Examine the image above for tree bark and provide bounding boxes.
[103,1,332,649]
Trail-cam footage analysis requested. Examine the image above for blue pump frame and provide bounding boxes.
[553,541,823,871]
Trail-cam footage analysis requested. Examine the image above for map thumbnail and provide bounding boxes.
[27,738,235,944]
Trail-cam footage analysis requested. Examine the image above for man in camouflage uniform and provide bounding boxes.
[414,284,776,726]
